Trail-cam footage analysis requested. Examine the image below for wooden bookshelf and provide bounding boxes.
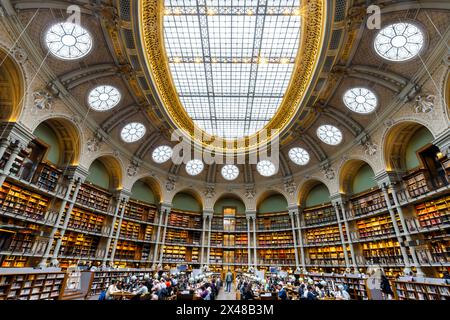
[124,200,156,222]
[441,157,450,182]
[32,162,61,193]
[67,207,105,234]
[349,189,388,217]
[414,195,450,229]
[403,169,431,198]
[114,240,141,261]
[162,245,187,262]
[118,220,141,240]
[258,232,294,247]
[75,184,112,213]
[394,279,450,300]
[143,225,154,241]
[306,246,346,266]
[0,182,50,221]
[59,232,100,258]
[83,269,153,297]
[0,270,67,300]
[209,248,223,264]
[165,229,201,246]
[354,213,396,240]
[257,212,290,231]
[303,204,336,226]
[307,273,369,300]
[361,239,403,265]
[305,225,343,245]
[168,210,202,229]
[257,248,295,265]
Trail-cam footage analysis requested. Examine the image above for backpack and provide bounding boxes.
[98,290,106,301]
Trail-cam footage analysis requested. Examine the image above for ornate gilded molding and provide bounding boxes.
[139,0,327,153]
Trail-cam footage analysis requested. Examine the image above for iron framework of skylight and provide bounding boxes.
[164,0,301,139]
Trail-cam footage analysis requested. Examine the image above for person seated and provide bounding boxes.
[334,285,351,300]
[277,284,288,300]
[241,283,255,300]
[305,285,318,300]
[105,279,120,300]
[131,282,149,300]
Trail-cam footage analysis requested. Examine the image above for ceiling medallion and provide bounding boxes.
[139,0,326,153]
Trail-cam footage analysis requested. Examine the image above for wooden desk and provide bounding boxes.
[111,291,137,300]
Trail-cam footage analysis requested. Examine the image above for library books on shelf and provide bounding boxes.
[414,194,450,229]
[305,225,343,245]
[168,210,202,229]
[124,200,157,222]
[75,183,112,213]
[349,189,388,218]
[0,181,50,221]
[354,213,396,240]
[403,169,431,198]
[307,273,369,300]
[258,232,293,247]
[303,204,336,226]
[257,212,291,230]
[306,246,346,266]
[32,162,61,193]
[394,277,450,300]
[0,269,67,300]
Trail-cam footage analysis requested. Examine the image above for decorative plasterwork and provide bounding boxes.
[139,0,326,153]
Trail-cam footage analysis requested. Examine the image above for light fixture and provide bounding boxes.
[45,22,92,60]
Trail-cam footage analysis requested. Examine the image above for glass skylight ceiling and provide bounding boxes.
[164,0,301,139]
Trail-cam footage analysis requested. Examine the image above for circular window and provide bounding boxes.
[288,147,310,166]
[45,22,93,60]
[257,160,277,177]
[152,146,173,164]
[343,88,378,114]
[121,122,146,143]
[186,159,204,176]
[317,125,343,145]
[88,85,121,111]
[374,22,424,61]
[221,165,239,181]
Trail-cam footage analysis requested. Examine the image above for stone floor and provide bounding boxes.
[216,284,237,300]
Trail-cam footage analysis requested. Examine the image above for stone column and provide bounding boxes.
[294,208,307,272]
[158,204,172,264]
[288,208,299,269]
[51,178,84,263]
[201,210,213,267]
[246,216,252,267]
[200,214,207,266]
[0,142,21,186]
[333,203,350,268]
[0,139,10,163]
[206,214,212,265]
[151,208,163,267]
[380,184,413,275]
[38,175,76,267]
[390,183,424,277]
[338,201,358,273]
[109,191,132,265]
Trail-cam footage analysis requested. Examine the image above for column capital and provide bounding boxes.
[374,170,401,188]
[245,210,257,219]
[116,189,132,203]
[329,193,347,206]
[288,204,299,215]
[433,127,450,157]
[202,209,213,218]
[64,165,89,183]
[0,122,34,148]
[159,202,172,214]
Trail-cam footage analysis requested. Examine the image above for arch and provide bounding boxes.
[339,159,376,195]
[256,191,288,214]
[32,117,82,166]
[213,193,247,215]
[130,176,162,205]
[298,179,331,207]
[0,49,24,122]
[445,71,450,121]
[86,155,123,190]
[171,189,203,212]
[383,121,435,171]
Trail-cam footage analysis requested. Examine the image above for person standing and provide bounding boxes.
[225,270,233,293]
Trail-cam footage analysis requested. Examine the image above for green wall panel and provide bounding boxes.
[131,180,156,204]
[258,194,288,213]
[172,193,201,212]
[33,123,60,165]
[86,160,110,190]
[352,164,376,194]
[305,184,330,207]
[405,127,433,170]
[214,198,245,214]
